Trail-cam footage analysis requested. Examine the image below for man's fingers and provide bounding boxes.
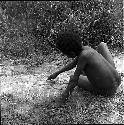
[47,76,51,80]
[47,78,51,80]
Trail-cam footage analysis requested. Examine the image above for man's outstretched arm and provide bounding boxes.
[57,57,78,74]
[47,57,78,80]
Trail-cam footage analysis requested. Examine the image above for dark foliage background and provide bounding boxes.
[0,0,123,62]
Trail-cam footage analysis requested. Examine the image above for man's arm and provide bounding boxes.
[61,53,87,102]
[55,56,78,75]
[47,57,78,80]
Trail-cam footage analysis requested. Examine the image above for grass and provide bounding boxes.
[1,51,124,124]
[0,0,123,124]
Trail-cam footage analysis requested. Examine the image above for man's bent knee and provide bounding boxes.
[98,42,107,49]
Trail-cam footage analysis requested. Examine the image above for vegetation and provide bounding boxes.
[0,0,123,62]
[0,1,124,124]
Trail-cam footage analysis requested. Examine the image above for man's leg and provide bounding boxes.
[97,42,121,87]
[97,42,115,68]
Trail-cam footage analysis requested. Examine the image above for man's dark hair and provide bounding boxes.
[55,31,82,56]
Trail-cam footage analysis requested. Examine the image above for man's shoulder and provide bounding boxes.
[80,48,95,58]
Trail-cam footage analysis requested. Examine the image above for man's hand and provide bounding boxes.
[47,72,58,80]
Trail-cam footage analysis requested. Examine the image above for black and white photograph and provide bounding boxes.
[0,1,124,124]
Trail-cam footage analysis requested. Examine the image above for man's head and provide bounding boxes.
[55,31,82,58]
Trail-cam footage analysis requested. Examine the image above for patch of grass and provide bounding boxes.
[1,53,124,124]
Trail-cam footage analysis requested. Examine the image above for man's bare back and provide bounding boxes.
[80,47,120,90]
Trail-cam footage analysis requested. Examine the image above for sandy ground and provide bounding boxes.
[1,53,124,124]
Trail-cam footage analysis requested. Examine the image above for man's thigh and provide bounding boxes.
[77,75,117,97]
